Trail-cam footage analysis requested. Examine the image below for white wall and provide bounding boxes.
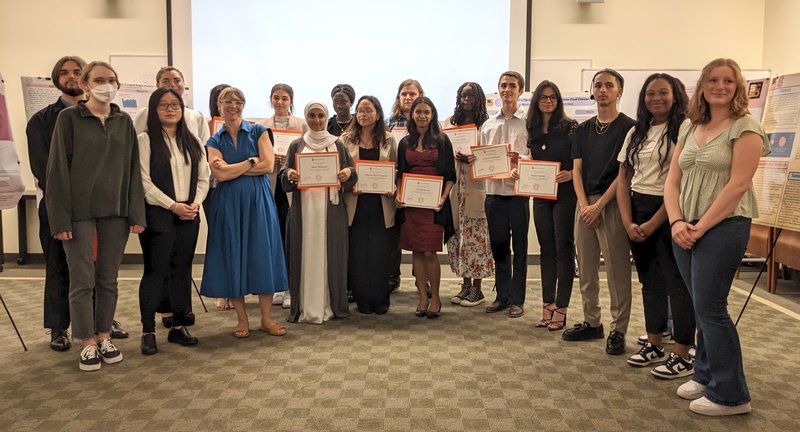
[0,0,793,257]
[0,0,167,256]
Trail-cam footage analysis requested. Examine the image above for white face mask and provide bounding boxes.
[90,83,117,103]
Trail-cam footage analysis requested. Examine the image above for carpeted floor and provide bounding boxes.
[0,265,798,431]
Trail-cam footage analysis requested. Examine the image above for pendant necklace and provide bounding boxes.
[595,117,614,135]
[337,117,352,134]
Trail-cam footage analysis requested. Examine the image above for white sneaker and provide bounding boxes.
[689,396,751,416]
[272,292,285,305]
[677,379,706,400]
[627,343,666,367]
[79,345,102,371]
[282,292,291,309]
[98,338,123,364]
[652,352,693,379]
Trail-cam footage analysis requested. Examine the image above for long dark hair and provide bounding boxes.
[407,97,443,150]
[450,82,489,128]
[146,87,202,166]
[208,83,230,117]
[526,80,573,134]
[624,73,688,175]
[345,95,388,148]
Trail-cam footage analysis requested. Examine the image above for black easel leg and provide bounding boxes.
[0,291,27,351]
[192,278,208,313]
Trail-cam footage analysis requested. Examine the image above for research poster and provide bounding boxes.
[21,76,155,119]
[0,73,26,209]
[754,73,800,231]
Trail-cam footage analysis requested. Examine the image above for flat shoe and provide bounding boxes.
[233,325,250,338]
[260,323,287,336]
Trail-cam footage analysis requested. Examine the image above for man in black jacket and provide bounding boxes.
[26,55,129,351]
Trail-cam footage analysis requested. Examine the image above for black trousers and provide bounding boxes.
[533,193,576,308]
[485,195,530,306]
[38,200,71,330]
[630,192,695,346]
[138,216,200,333]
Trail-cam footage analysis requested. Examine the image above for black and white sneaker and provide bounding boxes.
[637,331,674,346]
[79,345,102,371]
[98,338,124,364]
[651,352,693,379]
[451,283,471,305]
[460,285,485,307]
[627,342,666,367]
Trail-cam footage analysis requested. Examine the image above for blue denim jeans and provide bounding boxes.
[672,216,751,406]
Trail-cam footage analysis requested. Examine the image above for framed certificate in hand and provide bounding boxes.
[398,173,444,209]
[471,143,511,180]
[442,123,477,156]
[515,160,560,199]
[271,129,303,156]
[295,152,340,189]
[355,160,396,194]
[390,127,408,145]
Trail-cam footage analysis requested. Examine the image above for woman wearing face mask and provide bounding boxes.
[342,96,397,314]
[327,84,356,136]
[201,87,288,338]
[259,83,308,309]
[617,74,695,376]
[280,101,357,324]
[46,61,146,371]
[396,97,456,319]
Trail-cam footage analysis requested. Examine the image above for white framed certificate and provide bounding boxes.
[271,129,303,156]
[295,152,340,189]
[443,123,478,156]
[390,127,408,145]
[471,143,511,180]
[355,160,396,194]
[515,160,560,199]
[399,173,443,209]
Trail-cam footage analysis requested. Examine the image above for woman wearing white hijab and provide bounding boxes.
[280,101,357,323]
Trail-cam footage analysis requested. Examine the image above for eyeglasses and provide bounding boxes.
[157,103,182,111]
[221,100,244,107]
[539,95,557,102]
[356,109,375,115]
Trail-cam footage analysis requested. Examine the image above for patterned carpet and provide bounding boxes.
[0,267,798,431]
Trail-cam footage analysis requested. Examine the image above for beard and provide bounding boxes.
[61,87,84,97]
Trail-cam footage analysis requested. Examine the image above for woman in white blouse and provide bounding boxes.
[137,87,210,355]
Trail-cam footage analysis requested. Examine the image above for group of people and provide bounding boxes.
[27,55,767,417]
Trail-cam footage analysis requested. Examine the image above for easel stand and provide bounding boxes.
[736,229,783,326]
[0,290,27,351]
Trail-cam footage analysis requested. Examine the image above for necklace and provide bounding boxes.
[337,117,352,134]
[595,117,614,135]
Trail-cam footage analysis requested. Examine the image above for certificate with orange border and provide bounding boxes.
[354,160,396,194]
[398,173,443,209]
[211,116,224,135]
[515,160,560,199]
[390,127,408,145]
[271,129,303,156]
[295,152,340,189]
[443,123,477,156]
[471,143,511,180]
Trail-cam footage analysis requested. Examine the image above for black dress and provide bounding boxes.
[347,147,392,313]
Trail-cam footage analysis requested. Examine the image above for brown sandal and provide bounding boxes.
[548,307,568,331]
[233,324,250,338]
[260,323,287,337]
[536,304,556,327]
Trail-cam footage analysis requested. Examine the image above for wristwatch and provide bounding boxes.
[248,158,256,167]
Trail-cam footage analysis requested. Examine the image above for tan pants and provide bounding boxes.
[574,196,632,334]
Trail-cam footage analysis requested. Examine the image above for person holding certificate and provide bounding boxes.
[526,80,579,331]
[137,87,210,354]
[259,83,309,309]
[480,71,530,319]
[443,82,494,308]
[616,74,696,377]
[396,97,456,319]
[280,101,357,324]
[342,96,398,314]
[200,87,288,339]
[665,58,769,416]
[327,84,356,136]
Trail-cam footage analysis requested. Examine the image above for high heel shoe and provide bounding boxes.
[426,302,441,319]
[536,303,556,328]
[415,298,429,317]
[548,307,568,331]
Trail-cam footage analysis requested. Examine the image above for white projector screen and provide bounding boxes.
[190,0,511,120]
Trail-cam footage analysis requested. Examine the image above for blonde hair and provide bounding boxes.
[390,79,424,120]
[80,61,121,91]
[688,58,749,124]
[217,87,246,109]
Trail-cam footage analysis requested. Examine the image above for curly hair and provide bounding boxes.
[688,58,750,125]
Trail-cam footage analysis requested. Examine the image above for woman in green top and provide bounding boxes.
[664,58,770,416]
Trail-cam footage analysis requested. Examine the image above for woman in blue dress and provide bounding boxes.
[200,87,288,338]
